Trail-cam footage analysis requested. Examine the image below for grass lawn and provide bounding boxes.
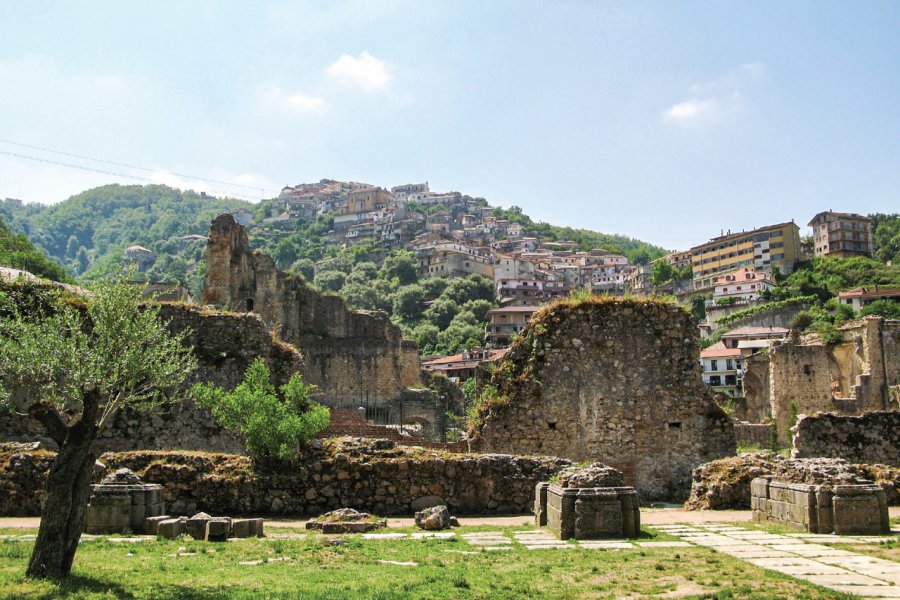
[0,525,852,599]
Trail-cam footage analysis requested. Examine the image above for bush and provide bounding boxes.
[192,358,330,461]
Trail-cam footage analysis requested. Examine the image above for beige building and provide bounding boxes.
[808,211,875,258]
[690,221,801,291]
[485,306,540,346]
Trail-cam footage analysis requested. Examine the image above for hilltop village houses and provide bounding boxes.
[269,183,887,400]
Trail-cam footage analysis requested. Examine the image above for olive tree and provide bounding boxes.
[0,280,197,579]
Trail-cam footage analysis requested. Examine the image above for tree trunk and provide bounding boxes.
[26,402,98,579]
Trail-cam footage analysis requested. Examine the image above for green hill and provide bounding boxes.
[0,216,73,283]
[1,185,252,292]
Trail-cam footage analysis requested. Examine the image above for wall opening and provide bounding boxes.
[246,298,254,312]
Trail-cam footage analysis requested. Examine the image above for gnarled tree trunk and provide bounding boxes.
[26,395,99,579]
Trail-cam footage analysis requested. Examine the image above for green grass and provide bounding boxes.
[0,526,852,599]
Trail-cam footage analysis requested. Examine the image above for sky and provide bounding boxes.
[1,1,898,250]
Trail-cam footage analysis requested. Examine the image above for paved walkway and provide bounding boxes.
[2,508,898,529]
[657,523,899,598]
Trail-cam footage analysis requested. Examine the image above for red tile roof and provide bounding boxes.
[700,341,742,359]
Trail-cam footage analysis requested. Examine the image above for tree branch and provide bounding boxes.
[27,401,68,445]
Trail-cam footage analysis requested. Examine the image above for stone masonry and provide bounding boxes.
[764,317,899,442]
[471,298,736,501]
[792,411,900,465]
[202,214,421,407]
[751,476,889,535]
[0,439,571,517]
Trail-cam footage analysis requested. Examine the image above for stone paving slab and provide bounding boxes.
[790,547,859,558]
[524,544,574,551]
[766,564,855,577]
[411,532,455,539]
[362,533,408,540]
[804,574,890,587]
[577,541,635,549]
[828,586,900,598]
[636,541,693,548]
[467,539,513,546]
[716,549,798,559]
[461,532,504,538]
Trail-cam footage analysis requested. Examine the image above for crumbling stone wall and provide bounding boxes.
[0,304,302,453]
[202,214,421,406]
[769,317,898,442]
[0,440,570,517]
[792,411,900,465]
[470,298,736,501]
[741,352,771,422]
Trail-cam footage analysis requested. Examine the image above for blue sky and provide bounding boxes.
[1,1,898,250]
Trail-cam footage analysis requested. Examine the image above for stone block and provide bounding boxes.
[534,482,549,527]
[205,517,232,542]
[544,484,639,540]
[144,515,171,536]
[185,514,211,541]
[751,478,889,535]
[157,518,186,539]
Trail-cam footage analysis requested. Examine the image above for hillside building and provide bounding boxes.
[808,211,875,258]
[690,221,801,291]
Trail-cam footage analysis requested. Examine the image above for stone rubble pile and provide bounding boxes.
[305,508,387,533]
[150,512,264,541]
[414,505,458,530]
[686,452,900,510]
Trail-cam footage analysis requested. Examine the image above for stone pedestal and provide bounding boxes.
[751,477,889,535]
[84,469,165,534]
[540,485,640,540]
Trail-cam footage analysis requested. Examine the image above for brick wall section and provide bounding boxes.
[0,440,570,517]
[792,411,900,465]
[471,299,735,501]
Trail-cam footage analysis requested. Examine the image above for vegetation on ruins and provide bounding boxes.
[0,278,196,579]
[192,358,330,462]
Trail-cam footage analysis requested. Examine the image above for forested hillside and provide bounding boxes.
[0,217,72,283]
[1,185,251,293]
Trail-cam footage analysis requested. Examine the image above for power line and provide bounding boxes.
[0,149,265,202]
[0,138,278,196]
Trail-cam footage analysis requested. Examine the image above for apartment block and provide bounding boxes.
[690,221,801,291]
[808,211,875,258]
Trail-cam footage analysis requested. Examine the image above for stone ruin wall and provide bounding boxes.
[768,317,898,442]
[471,299,736,501]
[1,304,303,453]
[202,214,422,407]
[792,411,900,466]
[0,442,570,517]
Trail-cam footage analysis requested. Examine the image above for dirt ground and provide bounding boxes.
[3,507,897,530]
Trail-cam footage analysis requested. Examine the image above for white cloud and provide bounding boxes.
[150,170,209,193]
[326,51,391,93]
[256,83,329,116]
[664,98,719,122]
[663,63,766,126]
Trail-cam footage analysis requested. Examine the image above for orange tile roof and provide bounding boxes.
[700,341,742,358]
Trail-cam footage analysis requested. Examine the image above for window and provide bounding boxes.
[726,359,733,371]
[708,375,722,386]
[710,359,718,371]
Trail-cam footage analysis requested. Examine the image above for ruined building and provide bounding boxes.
[201,215,448,433]
[745,317,900,442]
[470,298,736,501]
